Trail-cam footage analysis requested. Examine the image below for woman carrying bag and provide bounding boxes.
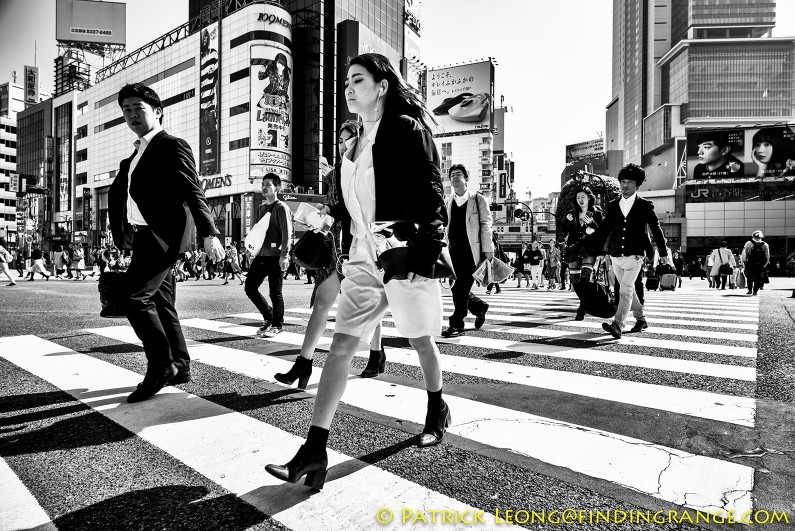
[562,187,603,320]
[709,241,736,290]
[265,53,449,490]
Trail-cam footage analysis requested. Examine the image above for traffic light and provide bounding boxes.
[514,209,530,222]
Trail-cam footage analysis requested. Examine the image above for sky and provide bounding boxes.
[2,0,795,199]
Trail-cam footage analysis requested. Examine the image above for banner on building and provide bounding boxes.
[427,61,494,136]
[199,21,220,175]
[82,188,91,232]
[250,44,293,185]
[9,174,19,193]
[686,126,795,180]
[56,0,126,46]
[565,138,604,163]
[685,179,795,203]
[24,65,38,104]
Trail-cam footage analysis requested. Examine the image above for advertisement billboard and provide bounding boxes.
[686,126,795,180]
[199,21,220,175]
[56,0,126,46]
[250,44,293,184]
[427,61,493,135]
[565,138,604,163]
[24,66,38,104]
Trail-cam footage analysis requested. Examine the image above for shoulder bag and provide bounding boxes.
[718,249,733,275]
[291,230,332,270]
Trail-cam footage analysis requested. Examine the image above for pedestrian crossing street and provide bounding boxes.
[1,285,764,530]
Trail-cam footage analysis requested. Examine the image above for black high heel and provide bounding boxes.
[265,444,328,489]
[418,399,452,447]
[275,357,313,389]
[360,348,386,378]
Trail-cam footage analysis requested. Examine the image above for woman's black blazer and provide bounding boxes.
[328,114,446,278]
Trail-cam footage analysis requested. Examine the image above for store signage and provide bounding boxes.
[201,174,233,191]
[257,12,290,28]
[24,65,38,104]
[82,188,91,232]
[199,21,220,175]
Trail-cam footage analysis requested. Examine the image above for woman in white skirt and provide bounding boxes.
[265,53,449,490]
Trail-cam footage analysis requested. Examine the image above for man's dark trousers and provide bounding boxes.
[245,256,284,326]
[125,228,189,373]
[746,265,763,294]
[449,248,486,329]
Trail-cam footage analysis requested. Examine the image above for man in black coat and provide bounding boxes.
[596,164,668,339]
[109,83,224,402]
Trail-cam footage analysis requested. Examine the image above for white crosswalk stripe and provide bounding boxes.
[0,285,762,526]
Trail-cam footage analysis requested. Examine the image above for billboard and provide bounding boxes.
[24,66,38,104]
[686,126,795,180]
[56,0,126,46]
[427,61,493,135]
[250,44,293,184]
[199,22,220,175]
[565,138,604,163]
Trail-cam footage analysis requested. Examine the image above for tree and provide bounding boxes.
[555,174,621,239]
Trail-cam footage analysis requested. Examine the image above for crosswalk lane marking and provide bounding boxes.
[0,334,496,530]
[439,305,758,331]
[475,291,761,309]
[273,312,757,359]
[0,456,57,531]
[178,318,756,426]
[78,326,755,516]
[273,312,755,381]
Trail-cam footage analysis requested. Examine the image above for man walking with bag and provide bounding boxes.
[741,230,770,295]
[109,83,225,403]
[441,164,492,338]
[244,173,293,337]
[596,164,668,339]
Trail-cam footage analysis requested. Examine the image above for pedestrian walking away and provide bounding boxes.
[441,163,492,338]
[741,230,770,295]
[275,120,388,389]
[709,241,736,290]
[562,187,603,320]
[595,164,668,339]
[26,244,51,281]
[0,238,16,286]
[244,173,293,337]
[109,82,225,403]
[265,53,450,490]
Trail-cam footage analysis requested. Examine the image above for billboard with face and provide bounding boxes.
[686,126,795,180]
[250,45,293,184]
[427,61,493,135]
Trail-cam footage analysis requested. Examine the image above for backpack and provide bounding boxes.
[749,241,767,266]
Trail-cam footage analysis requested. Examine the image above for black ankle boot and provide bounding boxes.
[575,308,585,320]
[360,348,386,378]
[418,396,452,448]
[265,426,329,489]
[265,443,329,489]
[274,356,313,389]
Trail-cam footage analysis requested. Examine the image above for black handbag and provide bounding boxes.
[98,271,127,318]
[290,231,331,270]
[378,246,456,284]
[573,258,615,319]
[717,249,733,275]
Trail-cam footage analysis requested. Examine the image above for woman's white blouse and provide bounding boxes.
[340,120,381,241]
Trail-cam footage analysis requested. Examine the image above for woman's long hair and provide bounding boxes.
[348,53,436,130]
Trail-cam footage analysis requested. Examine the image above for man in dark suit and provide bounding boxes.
[596,164,668,339]
[109,83,225,403]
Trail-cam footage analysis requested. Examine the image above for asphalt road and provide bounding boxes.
[1,273,794,531]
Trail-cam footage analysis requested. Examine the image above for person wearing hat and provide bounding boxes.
[595,164,668,339]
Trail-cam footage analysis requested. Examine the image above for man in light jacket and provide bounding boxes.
[442,164,493,338]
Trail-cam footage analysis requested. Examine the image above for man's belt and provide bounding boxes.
[131,224,150,232]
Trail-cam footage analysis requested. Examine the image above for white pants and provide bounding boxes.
[530,264,543,287]
[611,255,644,328]
[0,262,15,284]
[336,237,442,341]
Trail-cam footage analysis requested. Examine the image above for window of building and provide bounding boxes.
[229,137,250,150]
[75,149,88,163]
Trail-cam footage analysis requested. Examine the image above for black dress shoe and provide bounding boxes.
[128,364,178,403]
[601,321,622,339]
[574,309,585,321]
[265,444,329,490]
[360,348,386,378]
[474,303,489,329]
[169,371,192,385]
[629,320,648,333]
[418,400,452,447]
[441,326,465,338]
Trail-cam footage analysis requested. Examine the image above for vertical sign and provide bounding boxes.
[199,22,220,175]
[243,193,253,233]
[499,172,506,198]
[82,188,91,232]
[9,174,19,193]
[250,44,293,185]
[24,65,39,104]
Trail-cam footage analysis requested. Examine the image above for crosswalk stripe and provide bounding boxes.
[273,311,757,359]
[477,291,761,308]
[0,456,57,531]
[273,312,755,381]
[0,335,496,530]
[433,306,757,341]
[437,305,759,331]
[75,327,755,515]
[177,318,756,426]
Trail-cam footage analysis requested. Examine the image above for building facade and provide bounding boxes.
[606,0,795,263]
